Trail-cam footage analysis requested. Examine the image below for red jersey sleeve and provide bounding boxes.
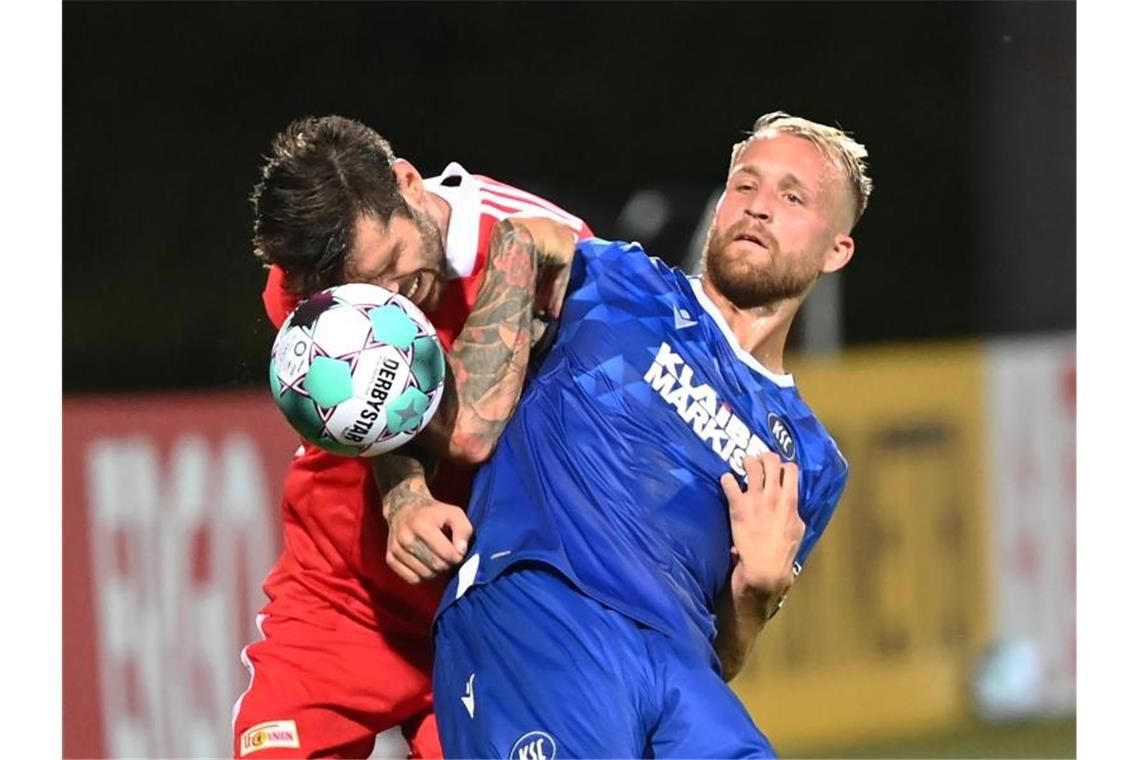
[262,264,301,329]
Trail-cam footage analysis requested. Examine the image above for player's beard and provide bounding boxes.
[409,205,448,311]
[702,220,818,310]
[409,205,446,273]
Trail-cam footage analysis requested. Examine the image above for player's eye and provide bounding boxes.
[784,192,803,205]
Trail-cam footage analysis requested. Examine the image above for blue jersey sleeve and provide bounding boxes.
[794,453,848,572]
[571,237,680,289]
[570,238,662,286]
[532,238,654,367]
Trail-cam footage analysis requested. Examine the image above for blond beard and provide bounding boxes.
[702,223,817,309]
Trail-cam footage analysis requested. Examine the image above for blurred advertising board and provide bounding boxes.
[732,342,993,749]
[63,393,295,758]
[63,336,1075,757]
[984,335,1076,716]
[732,335,1075,750]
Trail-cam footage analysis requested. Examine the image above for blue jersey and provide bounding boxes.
[439,238,848,663]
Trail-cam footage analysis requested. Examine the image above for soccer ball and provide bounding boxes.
[269,283,447,457]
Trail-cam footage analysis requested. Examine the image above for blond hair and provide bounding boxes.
[730,111,873,227]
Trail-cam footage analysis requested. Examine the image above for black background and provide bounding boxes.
[63,1,1075,392]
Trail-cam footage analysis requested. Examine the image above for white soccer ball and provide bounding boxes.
[269,283,446,457]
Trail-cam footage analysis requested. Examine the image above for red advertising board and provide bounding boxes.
[64,392,298,758]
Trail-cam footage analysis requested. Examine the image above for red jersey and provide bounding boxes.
[259,162,591,634]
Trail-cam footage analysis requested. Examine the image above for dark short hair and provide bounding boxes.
[251,115,409,295]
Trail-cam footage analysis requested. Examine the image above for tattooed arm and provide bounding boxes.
[417,216,577,464]
[373,447,472,585]
[373,217,574,583]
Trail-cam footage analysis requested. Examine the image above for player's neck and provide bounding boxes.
[698,275,798,375]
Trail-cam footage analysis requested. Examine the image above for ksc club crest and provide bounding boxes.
[767,413,797,461]
[511,730,557,760]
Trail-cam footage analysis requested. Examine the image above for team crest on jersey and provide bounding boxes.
[511,730,557,760]
[239,720,299,756]
[643,342,769,475]
[767,413,797,461]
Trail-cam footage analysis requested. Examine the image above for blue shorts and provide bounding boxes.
[433,565,776,758]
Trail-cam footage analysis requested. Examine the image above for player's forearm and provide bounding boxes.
[441,219,539,464]
[372,447,474,585]
[373,449,437,522]
[713,573,785,682]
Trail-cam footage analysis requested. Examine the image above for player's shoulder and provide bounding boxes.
[427,162,590,258]
[469,171,588,231]
[576,237,675,273]
[574,238,690,295]
[780,393,848,482]
[576,236,641,260]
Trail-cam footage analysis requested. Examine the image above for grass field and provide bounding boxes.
[785,717,1076,759]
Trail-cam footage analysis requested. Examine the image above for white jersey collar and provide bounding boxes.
[422,161,480,279]
[687,276,796,387]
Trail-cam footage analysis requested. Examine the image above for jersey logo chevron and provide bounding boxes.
[461,673,475,718]
[673,303,698,330]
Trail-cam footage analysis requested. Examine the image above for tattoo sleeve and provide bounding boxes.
[438,219,539,463]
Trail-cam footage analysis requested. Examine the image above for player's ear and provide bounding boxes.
[392,159,427,207]
[821,234,854,274]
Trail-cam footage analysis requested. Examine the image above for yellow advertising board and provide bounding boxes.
[731,342,991,751]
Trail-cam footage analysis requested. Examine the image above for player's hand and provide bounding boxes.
[382,485,473,585]
[720,453,804,610]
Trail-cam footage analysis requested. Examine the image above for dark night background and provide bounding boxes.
[63,1,1075,393]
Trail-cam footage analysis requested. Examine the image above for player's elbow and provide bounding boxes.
[448,435,496,466]
[717,650,744,683]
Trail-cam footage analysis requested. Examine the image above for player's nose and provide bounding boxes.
[744,191,772,221]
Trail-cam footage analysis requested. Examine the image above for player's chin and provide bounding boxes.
[713,257,765,291]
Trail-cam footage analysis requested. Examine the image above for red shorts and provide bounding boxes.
[231,602,440,759]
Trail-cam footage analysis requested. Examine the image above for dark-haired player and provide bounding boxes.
[232,115,590,759]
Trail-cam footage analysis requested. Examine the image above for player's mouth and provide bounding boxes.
[408,270,439,306]
[398,272,422,302]
[733,232,769,250]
